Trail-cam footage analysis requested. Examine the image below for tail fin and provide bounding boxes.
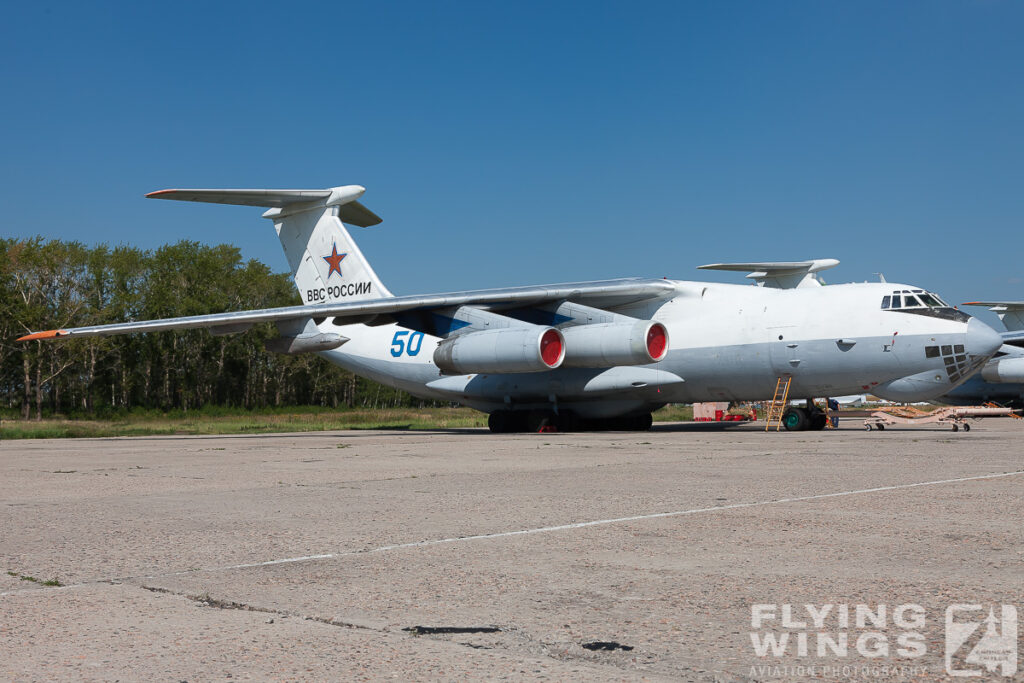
[147,185,392,303]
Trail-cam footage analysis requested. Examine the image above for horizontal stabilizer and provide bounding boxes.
[964,301,1024,332]
[146,185,382,227]
[698,259,839,289]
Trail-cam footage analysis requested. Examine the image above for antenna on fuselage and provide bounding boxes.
[874,273,887,283]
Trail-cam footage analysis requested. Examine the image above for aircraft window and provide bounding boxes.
[955,354,966,363]
[890,296,902,309]
[933,294,950,306]
[918,293,941,307]
[925,346,940,358]
[944,356,955,366]
[881,295,891,309]
[941,345,953,355]
[904,295,923,308]
[954,344,965,353]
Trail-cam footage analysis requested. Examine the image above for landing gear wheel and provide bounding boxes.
[488,411,527,433]
[865,424,872,431]
[782,407,809,431]
[553,411,580,432]
[963,423,971,432]
[876,424,885,431]
[631,413,654,431]
[951,424,959,432]
[809,411,828,431]
[488,411,513,433]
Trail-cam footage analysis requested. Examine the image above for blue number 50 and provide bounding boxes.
[390,330,425,357]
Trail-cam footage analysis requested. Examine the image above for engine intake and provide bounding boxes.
[433,327,564,374]
[561,320,668,367]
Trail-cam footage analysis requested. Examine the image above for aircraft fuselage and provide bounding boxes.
[320,280,1001,419]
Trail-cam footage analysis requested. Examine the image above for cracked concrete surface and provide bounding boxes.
[2,421,1022,680]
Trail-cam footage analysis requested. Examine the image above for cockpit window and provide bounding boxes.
[882,289,971,322]
[881,290,954,311]
[904,295,924,308]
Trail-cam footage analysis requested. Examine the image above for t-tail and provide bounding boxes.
[146,185,392,304]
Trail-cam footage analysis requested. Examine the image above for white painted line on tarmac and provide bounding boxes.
[3,469,1023,598]
[220,469,1024,567]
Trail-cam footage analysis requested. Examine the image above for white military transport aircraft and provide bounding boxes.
[939,301,1024,409]
[19,185,1004,432]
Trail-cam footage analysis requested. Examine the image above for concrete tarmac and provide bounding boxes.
[2,419,1022,681]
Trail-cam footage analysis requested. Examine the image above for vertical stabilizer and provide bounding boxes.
[147,185,393,304]
[268,201,392,305]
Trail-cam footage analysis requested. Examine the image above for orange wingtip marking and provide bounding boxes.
[962,301,984,305]
[145,189,178,197]
[17,330,68,341]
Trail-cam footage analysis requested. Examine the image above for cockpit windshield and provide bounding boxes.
[880,289,968,322]
[881,290,949,310]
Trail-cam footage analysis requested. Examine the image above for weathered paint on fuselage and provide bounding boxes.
[317,280,1000,419]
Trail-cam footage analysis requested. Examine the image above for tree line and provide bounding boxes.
[1,237,429,420]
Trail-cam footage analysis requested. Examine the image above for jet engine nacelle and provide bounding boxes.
[433,327,565,374]
[560,321,669,368]
[981,356,1024,384]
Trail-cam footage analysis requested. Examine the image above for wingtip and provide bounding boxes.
[17,330,69,341]
[145,189,177,198]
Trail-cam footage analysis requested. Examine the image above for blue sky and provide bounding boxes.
[3,1,1022,326]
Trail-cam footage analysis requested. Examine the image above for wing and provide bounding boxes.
[698,259,839,289]
[963,301,1024,332]
[18,278,676,341]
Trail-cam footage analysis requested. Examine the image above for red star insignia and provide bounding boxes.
[322,243,347,279]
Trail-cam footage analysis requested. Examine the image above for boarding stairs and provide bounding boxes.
[764,377,792,431]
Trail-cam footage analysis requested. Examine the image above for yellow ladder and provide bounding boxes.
[764,377,792,431]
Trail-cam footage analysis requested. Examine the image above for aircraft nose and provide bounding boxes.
[966,317,1002,359]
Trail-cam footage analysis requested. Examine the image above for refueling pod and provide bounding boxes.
[265,317,349,355]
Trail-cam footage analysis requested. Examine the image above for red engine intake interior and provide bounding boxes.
[540,329,564,367]
[646,323,668,360]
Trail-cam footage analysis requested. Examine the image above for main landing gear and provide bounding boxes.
[487,410,654,434]
[781,400,829,432]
